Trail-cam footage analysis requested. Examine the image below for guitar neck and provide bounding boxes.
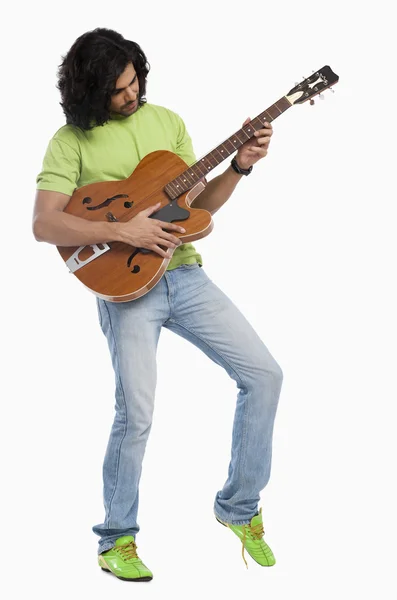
[164,95,292,199]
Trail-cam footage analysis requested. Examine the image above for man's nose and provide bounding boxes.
[125,86,137,101]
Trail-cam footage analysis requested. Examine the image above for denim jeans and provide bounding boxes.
[92,263,283,554]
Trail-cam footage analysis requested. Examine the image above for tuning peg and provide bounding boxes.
[319,94,325,100]
[310,99,315,106]
[329,87,335,93]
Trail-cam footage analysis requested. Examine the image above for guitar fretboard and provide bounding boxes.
[164,96,291,199]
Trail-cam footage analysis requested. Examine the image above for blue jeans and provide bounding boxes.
[92,264,283,554]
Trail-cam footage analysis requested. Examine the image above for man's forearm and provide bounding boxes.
[33,210,120,246]
[190,165,243,214]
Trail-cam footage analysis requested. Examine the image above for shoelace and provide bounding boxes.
[116,540,139,561]
[241,521,265,569]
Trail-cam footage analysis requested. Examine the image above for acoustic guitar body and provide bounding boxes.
[57,150,213,302]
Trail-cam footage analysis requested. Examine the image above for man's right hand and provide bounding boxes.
[117,202,186,258]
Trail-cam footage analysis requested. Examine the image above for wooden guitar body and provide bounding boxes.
[57,150,213,302]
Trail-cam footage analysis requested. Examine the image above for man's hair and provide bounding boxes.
[57,28,150,130]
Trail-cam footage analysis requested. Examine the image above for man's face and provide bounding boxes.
[109,62,140,116]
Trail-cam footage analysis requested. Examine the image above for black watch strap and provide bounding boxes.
[231,157,253,176]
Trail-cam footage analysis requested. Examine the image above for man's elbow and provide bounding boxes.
[32,215,45,242]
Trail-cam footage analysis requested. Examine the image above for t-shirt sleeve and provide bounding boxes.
[36,137,81,196]
[174,113,196,166]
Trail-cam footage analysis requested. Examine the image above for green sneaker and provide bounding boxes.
[98,535,153,581]
[216,507,276,568]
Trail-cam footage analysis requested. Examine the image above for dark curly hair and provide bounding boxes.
[57,28,150,130]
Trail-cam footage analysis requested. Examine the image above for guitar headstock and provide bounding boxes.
[286,66,339,105]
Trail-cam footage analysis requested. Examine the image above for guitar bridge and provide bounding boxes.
[66,243,110,273]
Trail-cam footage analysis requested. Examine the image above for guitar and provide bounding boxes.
[58,65,339,302]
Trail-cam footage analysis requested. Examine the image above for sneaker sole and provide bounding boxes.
[100,566,152,581]
[99,556,153,582]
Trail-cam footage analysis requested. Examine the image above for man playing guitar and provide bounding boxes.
[33,27,282,581]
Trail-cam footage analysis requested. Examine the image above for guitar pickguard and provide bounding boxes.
[149,202,190,223]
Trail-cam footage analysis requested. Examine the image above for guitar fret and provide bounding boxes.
[165,181,175,196]
[277,98,291,113]
[165,183,177,199]
[244,124,256,134]
[207,153,218,167]
[171,178,180,191]
[212,146,223,165]
[200,157,214,172]
[224,139,236,153]
[174,176,184,190]
[240,128,251,139]
[213,147,225,161]
[182,170,196,186]
[196,162,208,176]
[175,179,185,193]
[169,181,180,196]
[264,110,273,121]
[250,118,263,130]
[174,177,186,191]
[211,151,221,164]
[234,131,246,144]
[188,168,198,182]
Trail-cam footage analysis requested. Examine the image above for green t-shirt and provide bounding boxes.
[36,103,203,270]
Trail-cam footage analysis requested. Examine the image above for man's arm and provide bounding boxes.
[191,119,274,215]
[190,166,243,215]
[32,190,185,258]
[32,190,119,246]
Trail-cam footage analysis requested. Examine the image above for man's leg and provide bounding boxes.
[92,280,169,555]
[164,264,283,524]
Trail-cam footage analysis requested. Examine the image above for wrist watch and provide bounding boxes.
[230,156,253,176]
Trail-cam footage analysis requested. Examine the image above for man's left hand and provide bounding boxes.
[235,118,273,170]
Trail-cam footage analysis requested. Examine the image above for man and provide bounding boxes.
[33,27,283,582]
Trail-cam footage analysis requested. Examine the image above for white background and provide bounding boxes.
[1,0,396,598]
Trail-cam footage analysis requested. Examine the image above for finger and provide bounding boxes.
[255,136,272,145]
[249,147,268,156]
[155,236,179,249]
[254,128,273,138]
[241,117,251,127]
[139,202,161,216]
[151,244,172,258]
[158,220,186,233]
[253,123,272,134]
[246,146,267,155]
[158,231,183,246]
